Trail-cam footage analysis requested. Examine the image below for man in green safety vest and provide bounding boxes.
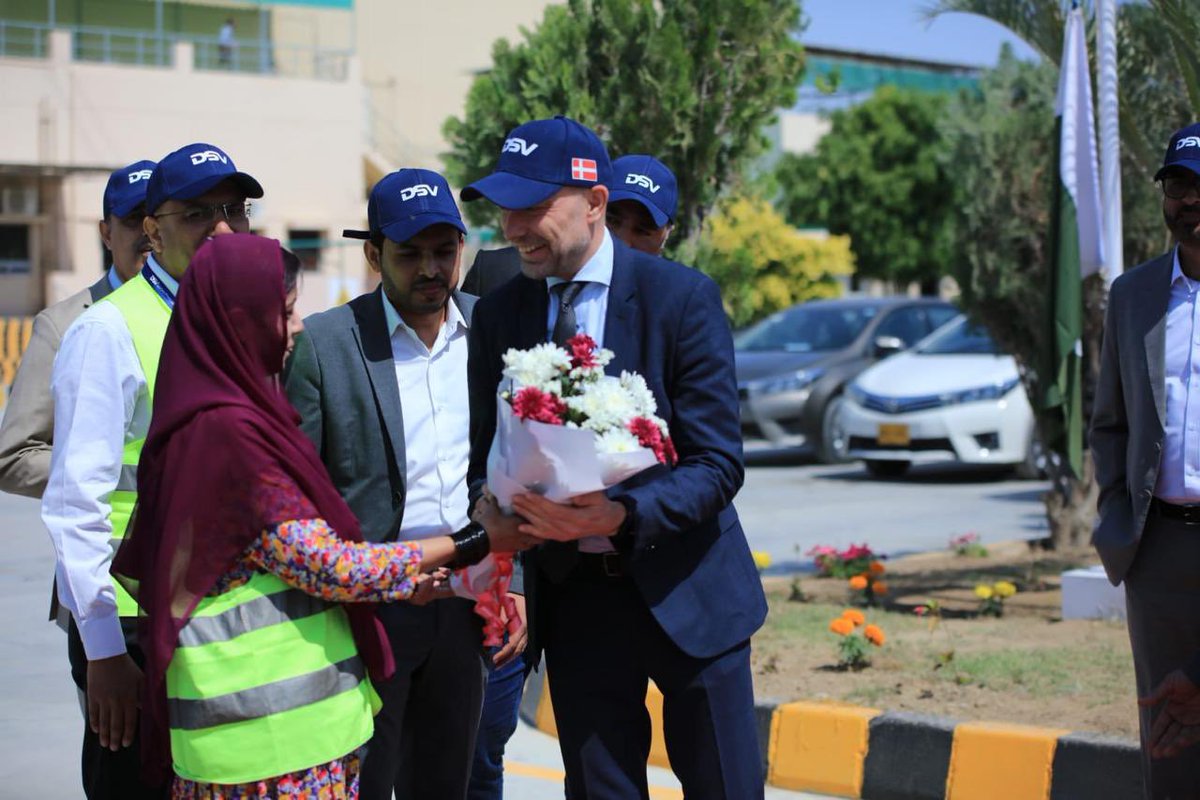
[41,142,262,799]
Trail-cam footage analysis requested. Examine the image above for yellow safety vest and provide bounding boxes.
[98,271,171,617]
[166,571,379,783]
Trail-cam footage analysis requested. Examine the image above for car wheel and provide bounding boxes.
[865,459,910,478]
[1013,432,1046,480]
[817,395,852,464]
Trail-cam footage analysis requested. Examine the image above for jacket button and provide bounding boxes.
[393,491,403,505]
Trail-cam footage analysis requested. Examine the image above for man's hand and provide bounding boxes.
[493,593,528,668]
[473,496,539,553]
[511,491,626,542]
[87,653,142,751]
[409,569,454,606]
[1140,669,1200,758]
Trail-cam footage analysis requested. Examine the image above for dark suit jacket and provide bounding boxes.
[461,247,522,297]
[1091,251,1173,584]
[467,237,768,661]
[285,285,477,542]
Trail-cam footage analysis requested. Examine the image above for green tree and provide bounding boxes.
[697,195,854,327]
[926,0,1199,267]
[442,0,806,251]
[775,86,956,290]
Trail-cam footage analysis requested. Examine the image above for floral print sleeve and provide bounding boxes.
[246,518,424,602]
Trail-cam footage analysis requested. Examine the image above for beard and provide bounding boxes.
[1166,203,1200,246]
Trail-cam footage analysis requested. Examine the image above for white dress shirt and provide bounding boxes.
[383,292,471,539]
[106,265,123,292]
[546,230,617,554]
[42,256,177,660]
[1156,247,1200,502]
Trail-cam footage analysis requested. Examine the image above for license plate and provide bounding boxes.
[877,423,911,446]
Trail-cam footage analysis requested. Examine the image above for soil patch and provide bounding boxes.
[750,541,1138,738]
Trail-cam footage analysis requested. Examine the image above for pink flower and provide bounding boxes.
[567,333,599,369]
[627,416,678,465]
[512,386,567,425]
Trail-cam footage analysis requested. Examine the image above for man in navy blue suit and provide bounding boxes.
[462,116,767,799]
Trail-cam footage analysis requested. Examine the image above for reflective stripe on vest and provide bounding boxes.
[98,273,172,617]
[167,572,378,784]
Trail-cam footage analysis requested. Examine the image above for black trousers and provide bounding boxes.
[66,618,168,800]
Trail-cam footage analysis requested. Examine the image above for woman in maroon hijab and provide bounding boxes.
[113,234,522,798]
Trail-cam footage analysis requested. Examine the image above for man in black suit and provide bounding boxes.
[286,168,525,800]
[463,116,767,799]
[461,246,521,297]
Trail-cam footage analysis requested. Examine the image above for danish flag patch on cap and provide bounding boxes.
[571,158,598,182]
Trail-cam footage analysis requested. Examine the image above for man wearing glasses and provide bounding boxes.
[1093,122,1200,796]
[42,143,261,799]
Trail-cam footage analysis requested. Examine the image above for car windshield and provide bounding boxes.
[735,305,879,352]
[915,316,1003,355]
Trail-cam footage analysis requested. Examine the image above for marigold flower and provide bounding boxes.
[993,580,1017,598]
[974,584,994,600]
[868,561,886,575]
[871,581,888,595]
[848,575,869,591]
[751,551,772,571]
[841,609,866,626]
[863,624,886,646]
[829,617,855,636]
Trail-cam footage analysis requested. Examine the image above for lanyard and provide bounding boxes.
[141,264,176,309]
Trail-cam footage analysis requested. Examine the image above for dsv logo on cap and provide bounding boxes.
[624,173,660,193]
[502,137,539,156]
[400,184,439,201]
[190,150,229,166]
[128,169,153,184]
[1177,136,1200,151]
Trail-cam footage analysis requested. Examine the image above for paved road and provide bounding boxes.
[0,487,830,798]
[737,450,1050,575]
[0,446,1048,797]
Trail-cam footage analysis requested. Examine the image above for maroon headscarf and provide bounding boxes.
[112,233,393,782]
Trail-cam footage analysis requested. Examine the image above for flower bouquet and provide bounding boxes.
[453,334,676,644]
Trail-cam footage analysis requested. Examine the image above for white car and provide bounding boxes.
[841,315,1039,478]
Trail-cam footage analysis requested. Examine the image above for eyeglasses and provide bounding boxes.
[154,201,252,226]
[1161,175,1200,201]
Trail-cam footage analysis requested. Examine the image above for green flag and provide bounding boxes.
[1045,6,1104,480]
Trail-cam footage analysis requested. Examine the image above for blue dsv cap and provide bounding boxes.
[102,159,157,218]
[144,143,263,214]
[1158,122,1200,180]
[460,115,612,209]
[343,169,466,244]
[608,154,677,228]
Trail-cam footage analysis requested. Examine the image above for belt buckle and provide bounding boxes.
[601,552,622,577]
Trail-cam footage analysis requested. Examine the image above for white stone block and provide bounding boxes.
[1061,565,1126,621]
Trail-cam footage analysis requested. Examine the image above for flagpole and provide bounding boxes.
[1097,0,1123,285]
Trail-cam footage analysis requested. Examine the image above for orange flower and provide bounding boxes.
[871,581,889,595]
[848,575,869,591]
[869,561,886,575]
[829,617,855,636]
[864,624,886,646]
[841,609,866,626]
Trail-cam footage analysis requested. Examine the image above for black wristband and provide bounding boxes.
[447,521,490,570]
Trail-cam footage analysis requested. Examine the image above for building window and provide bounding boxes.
[0,224,31,274]
[287,229,323,271]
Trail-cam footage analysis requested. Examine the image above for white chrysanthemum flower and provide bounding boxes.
[593,348,615,367]
[569,365,606,384]
[618,371,657,416]
[502,343,571,389]
[594,427,641,454]
[566,376,639,432]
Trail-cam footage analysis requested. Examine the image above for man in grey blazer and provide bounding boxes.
[286,168,517,800]
[1093,122,1200,797]
[0,160,156,498]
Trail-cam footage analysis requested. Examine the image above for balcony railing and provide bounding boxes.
[0,20,351,81]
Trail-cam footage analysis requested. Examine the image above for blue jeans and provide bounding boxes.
[467,646,526,800]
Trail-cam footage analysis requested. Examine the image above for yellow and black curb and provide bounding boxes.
[519,671,1141,799]
[0,316,33,405]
